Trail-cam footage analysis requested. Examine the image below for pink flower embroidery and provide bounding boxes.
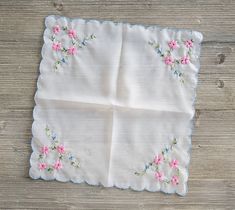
[53,25,60,34]
[164,56,174,65]
[68,46,77,55]
[171,175,179,185]
[170,159,179,169]
[56,145,65,154]
[154,154,163,165]
[40,146,49,155]
[181,55,190,64]
[38,162,47,170]
[168,40,178,49]
[53,160,63,170]
[185,40,193,48]
[68,29,77,38]
[37,126,80,172]
[135,139,181,187]
[52,42,61,51]
[155,171,164,181]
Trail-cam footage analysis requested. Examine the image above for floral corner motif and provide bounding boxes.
[49,24,96,71]
[149,39,194,83]
[135,138,181,186]
[37,125,80,173]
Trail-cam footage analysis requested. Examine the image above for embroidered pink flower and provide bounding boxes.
[40,146,49,155]
[181,55,190,64]
[168,40,178,49]
[52,42,61,51]
[154,154,163,165]
[185,40,193,48]
[38,162,47,170]
[164,56,174,65]
[56,145,65,154]
[155,171,164,181]
[68,46,77,55]
[68,29,77,38]
[53,160,63,170]
[53,25,60,34]
[170,159,179,169]
[171,175,179,185]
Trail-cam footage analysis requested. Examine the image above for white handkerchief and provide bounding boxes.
[29,15,203,196]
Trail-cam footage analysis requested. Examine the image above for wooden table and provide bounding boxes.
[0,0,234,209]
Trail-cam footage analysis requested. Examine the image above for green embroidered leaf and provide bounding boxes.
[62,26,67,31]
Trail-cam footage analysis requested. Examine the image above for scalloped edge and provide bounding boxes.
[45,15,203,38]
[29,15,203,197]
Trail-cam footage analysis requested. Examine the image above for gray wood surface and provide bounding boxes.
[0,0,235,209]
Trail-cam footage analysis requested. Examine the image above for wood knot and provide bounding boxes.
[194,109,200,127]
[216,79,224,88]
[53,0,63,11]
[138,203,145,210]
[13,147,18,152]
[217,53,226,64]
[0,121,6,132]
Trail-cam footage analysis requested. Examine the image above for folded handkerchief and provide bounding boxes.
[29,15,203,196]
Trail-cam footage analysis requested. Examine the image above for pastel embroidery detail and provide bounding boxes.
[50,25,96,71]
[37,126,80,172]
[149,39,194,83]
[135,138,180,186]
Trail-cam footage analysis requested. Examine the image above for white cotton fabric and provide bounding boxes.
[29,15,203,196]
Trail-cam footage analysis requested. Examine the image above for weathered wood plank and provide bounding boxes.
[0,179,234,209]
[0,0,235,42]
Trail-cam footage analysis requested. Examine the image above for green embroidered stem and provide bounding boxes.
[134,162,157,176]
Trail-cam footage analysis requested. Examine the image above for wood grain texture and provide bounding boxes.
[0,0,234,209]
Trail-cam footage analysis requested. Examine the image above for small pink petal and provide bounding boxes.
[53,25,60,34]
[155,171,164,181]
[68,29,77,38]
[168,40,178,49]
[154,154,163,165]
[171,175,179,185]
[52,42,61,51]
[56,145,65,154]
[181,55,190,64]
[68,46,77,55]
[53,160,63,170]
[40,146,49,155]
[170,159,179,169]
[185,40,193,48]
[164,56,174,65]
[38,162,47,170]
